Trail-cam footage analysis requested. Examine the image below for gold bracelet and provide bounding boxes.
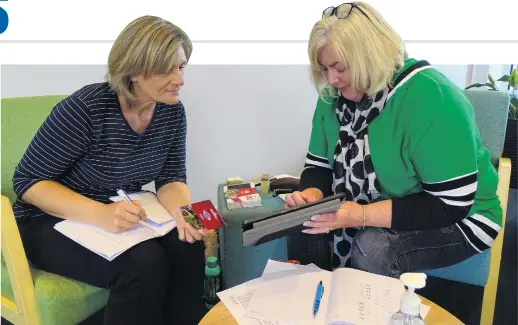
[362,205,366,229]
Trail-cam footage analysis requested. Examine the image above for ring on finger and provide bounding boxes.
[324,228,330,234]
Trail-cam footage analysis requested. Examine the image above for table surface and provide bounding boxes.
[199,297,464,325]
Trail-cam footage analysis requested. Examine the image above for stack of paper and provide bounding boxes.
[217,260,431,325]
[217,260,321,325]
[54,191,176,261]
[54,219,176,261]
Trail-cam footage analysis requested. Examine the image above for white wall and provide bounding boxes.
[1,64,471,203]
[1,64,472,98]
[2,65,317,203]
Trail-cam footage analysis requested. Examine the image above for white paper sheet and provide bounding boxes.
[245,270,332,325]
[109,191,175,225]
[243,265,431,325]
[217,260,321,325]
[54,199,176,261]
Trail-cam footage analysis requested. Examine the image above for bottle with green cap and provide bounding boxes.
[204,256,221,309]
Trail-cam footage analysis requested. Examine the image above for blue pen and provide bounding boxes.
[313,280,324,318]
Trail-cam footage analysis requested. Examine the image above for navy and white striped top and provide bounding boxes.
[12,82,187,222]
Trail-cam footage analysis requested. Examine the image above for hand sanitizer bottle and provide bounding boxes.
[388,273,427,325]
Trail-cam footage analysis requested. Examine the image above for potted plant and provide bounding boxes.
[466,67,517,188]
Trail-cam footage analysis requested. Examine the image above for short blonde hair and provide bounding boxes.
[106,15,192,105]
[308,1,407,101]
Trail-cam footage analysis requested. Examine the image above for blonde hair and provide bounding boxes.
[308,1,407,101]
[106,15,192,106]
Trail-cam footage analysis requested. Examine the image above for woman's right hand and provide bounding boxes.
[98,201,147,233]
[284,188,324,209]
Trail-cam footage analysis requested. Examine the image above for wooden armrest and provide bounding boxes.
[1,195,40,325]
[480,157,511,325]
[496,157,511,226]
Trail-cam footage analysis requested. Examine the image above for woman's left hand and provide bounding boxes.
[177,219,207,243]
[302,201,364,234]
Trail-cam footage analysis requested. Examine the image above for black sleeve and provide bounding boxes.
[390,172,477,230]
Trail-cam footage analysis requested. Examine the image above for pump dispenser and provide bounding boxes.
[388,273,427,325]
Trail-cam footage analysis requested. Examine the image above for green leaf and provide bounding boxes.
[465,83,487,89]
[485,83,498,91]
[509,69,518,88]
[497,75,509,82]
[465,82,498,91]
[488,73,496,85]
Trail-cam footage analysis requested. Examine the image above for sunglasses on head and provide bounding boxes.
[322,2,370,20]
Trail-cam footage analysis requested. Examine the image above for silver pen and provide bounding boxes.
[116,189,151,229]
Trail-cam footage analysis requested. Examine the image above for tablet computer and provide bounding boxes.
[241,192,345,246]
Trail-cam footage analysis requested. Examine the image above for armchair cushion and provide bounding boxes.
[2,258,109,325]
[425,249,490,287]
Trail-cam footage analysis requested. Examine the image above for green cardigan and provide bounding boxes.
[304,58,502,253]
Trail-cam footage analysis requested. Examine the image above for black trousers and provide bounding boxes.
[19,215,207,325]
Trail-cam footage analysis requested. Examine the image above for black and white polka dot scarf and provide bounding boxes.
[329,60,433,269]
[331,87,390,269]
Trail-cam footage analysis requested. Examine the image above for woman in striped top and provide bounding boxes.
[284,2,502,276]
[13,16,207,325]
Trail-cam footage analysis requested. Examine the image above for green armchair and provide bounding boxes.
[1,96,109,325]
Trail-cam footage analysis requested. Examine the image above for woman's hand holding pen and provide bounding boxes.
[98,200,147,233]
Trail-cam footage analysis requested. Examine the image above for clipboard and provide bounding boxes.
[241,193,345,246]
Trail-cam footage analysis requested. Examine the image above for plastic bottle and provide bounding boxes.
[203,256,221,309]
[388,273,428,325]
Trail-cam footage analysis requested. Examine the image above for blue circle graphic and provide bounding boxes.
[0,7,9,34]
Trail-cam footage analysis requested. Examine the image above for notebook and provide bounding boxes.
[243,264,430,325]
[216,260,322,325]
[54,191,223,261]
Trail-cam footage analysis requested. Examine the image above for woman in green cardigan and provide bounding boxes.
[285,1,502,276]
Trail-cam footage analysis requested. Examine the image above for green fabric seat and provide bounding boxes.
[1,257,109,325]
[1,95,110,325]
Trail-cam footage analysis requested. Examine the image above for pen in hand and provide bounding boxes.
[313,280,324,318]
[116,189,149,229]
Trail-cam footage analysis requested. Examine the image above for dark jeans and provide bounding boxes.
[288,225,479,278]
[19,215,207,325]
